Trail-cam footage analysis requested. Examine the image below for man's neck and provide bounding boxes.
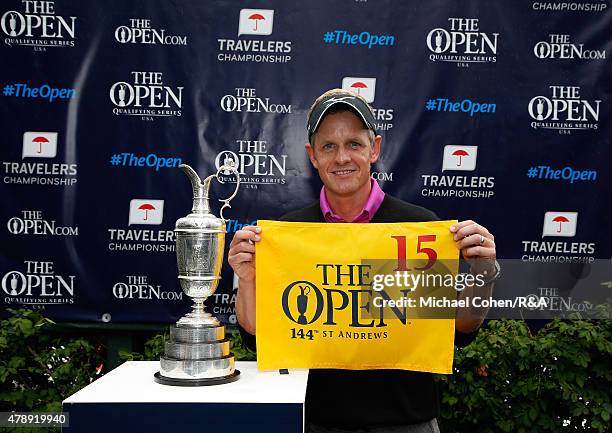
[325,181,372,222]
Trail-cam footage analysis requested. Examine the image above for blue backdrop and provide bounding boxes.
[1,0,610,324]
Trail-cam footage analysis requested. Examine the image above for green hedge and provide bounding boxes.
[1,309,609,432]
[0,309,104,415]
[436,319,611,433]
[0,309,105,432]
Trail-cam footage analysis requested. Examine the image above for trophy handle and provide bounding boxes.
[213,162,240,222]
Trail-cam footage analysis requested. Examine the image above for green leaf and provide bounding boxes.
[18,318,33,335]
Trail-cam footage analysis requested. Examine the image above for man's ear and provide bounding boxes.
[370,135,382,163]
[305,142,319,169]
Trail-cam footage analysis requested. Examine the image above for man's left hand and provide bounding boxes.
[450,220,496,275]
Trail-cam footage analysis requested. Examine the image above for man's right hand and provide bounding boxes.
[228,225,261,335]
[228,226,261,283]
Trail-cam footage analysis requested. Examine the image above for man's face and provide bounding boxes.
[305,110,381,198]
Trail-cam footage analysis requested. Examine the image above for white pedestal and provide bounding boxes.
[63,361,309,433]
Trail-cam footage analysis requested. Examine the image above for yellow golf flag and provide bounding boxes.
[255,220,459,374]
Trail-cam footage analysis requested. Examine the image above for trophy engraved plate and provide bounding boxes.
[154,163,241,386]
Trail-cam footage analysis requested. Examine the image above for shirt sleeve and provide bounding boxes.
[237,322,257,352]
[454,327,479,348]
[453,259,482,348]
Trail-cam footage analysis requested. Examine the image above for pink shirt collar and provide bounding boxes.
[320,178,385,223]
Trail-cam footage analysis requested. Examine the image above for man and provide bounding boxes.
[229,89,498,433]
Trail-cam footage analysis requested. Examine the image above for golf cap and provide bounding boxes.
[307,91,378,143]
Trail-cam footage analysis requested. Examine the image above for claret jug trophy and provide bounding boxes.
[154,163,241,386]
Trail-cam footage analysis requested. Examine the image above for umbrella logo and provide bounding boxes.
[138,203,156,221]
[553,215,569,233]
[350,81,368,95]
[452,149,469,166]
[442,145,477,172]
[22,131,58,159]
[238,9,274,36]
[32,136,48,154]
[542,212,578,238]
[129,199,164,226]
[249,13,265,31]
[341,77,376,103]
